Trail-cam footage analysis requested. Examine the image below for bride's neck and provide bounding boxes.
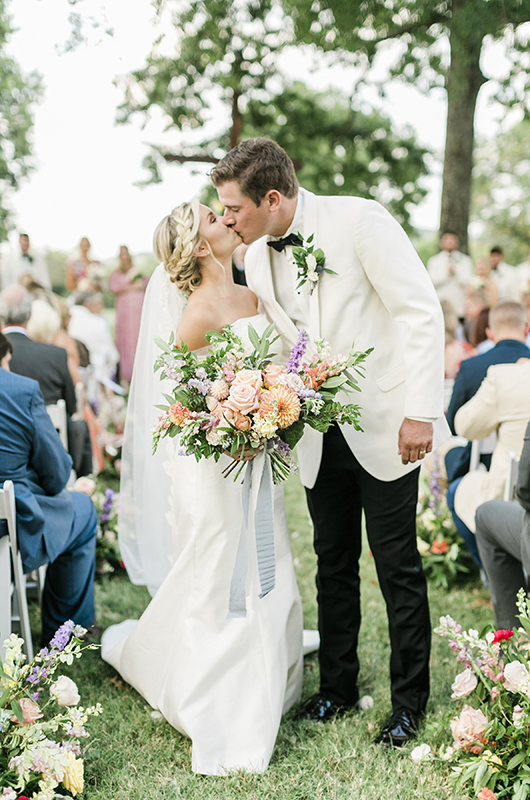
[197,255,234,295]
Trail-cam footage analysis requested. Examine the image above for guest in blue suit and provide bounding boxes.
[446,301,530,483]
[0,338,97,643]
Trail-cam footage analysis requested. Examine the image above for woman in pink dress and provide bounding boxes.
[108,245,149,383]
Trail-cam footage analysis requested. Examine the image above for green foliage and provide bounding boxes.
[471,119,530,265]
[243,82,428,229]
[117,2,428,227]
[0,0,42,242]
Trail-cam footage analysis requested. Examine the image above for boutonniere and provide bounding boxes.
[292,233,336,295]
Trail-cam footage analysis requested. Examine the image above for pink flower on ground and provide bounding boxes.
[451,668,478,698]
[477,789,497,800]
[450,704,488,749]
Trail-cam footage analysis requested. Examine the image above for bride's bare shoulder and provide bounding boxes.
[175,296,220,351]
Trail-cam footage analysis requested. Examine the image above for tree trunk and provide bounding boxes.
[440,1,487,253]
[230,90,242,150]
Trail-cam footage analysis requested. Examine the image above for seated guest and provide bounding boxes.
[0,286,92,476]
[0,364,97,644]
[442,300,474,380]
[0,330,12,369]
[445,301,530,483]
[446,361,530,567]
[470,306,494,355]
[463,288,488,343]
[68,291,119,386]
[475,419,530,630]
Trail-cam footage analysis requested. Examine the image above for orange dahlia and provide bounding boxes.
[259,386,301,429]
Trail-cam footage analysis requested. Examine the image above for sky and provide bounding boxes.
[4,0,522,261]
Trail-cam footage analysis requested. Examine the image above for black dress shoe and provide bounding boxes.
[295,693,356,723]
[376,709,420,747]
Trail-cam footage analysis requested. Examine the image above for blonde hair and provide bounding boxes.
[153,200,203,296]
[27,299,61,344]
[489,301,527,332]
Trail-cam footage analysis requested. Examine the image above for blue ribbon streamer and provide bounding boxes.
[228,452,276,618]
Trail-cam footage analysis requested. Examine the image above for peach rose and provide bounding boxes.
[232,369,263,391]
[225,382,260,415]
[14,698,43,725]
[223,407,252,431]
[451,668,478,699]
[450,704,488,748]
[263,363,286,388]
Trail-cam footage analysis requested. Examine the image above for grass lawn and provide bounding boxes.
[29,474,493,799]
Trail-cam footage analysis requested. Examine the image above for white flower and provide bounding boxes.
[451,668,478,699]
[358,695,374,711]
[485,631,495,644]
[50,675,80,706]
[504,661,530,696]
[278,372,305,393]
[306,254,317,270]
[2,788,17,800]
[307,268,319,283]
[513,704,526,729]
[416,537,430,556]
[206,427,220,446]
[410,743,433,763]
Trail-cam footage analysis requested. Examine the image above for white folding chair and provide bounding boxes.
[469,430,497,472]
[46,399,68,450]
[504,451,520,502]
[73,381,85,420]
[0,481,33,661]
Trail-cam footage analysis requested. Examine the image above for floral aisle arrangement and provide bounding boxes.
[416,455,472,589]
[432,592,530,800]
[152,324,372,483]
[72,478,122,577]
[0,622,102,799]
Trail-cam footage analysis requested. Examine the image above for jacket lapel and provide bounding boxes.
[251,240,299,349]
[301,189,321,341]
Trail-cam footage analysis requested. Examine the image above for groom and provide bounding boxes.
[211,138,450,746]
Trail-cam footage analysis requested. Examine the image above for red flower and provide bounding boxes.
[492,629,514,644]
[431,538,450,555]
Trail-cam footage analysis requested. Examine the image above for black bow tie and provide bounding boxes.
[267,233,303,253]
[22,252,33,263]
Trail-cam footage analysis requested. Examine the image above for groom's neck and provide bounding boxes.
[271,195,298,237]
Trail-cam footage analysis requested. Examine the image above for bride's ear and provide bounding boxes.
[193,239,210,259]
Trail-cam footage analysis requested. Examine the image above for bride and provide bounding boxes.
[101,200,304,776]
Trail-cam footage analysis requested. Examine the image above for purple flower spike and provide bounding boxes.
[286,329,309,373]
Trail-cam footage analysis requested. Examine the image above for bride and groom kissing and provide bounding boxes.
[102,137,451,775]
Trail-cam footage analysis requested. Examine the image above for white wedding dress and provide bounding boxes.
[102,313,303,775]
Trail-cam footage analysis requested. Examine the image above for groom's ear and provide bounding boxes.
[265,190,282,213]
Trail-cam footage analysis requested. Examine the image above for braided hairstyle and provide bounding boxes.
[153,199,203,296]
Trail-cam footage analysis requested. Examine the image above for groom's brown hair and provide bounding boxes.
[211,138,298,206]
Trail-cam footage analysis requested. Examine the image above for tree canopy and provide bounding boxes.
[282,0,530,250]
[115,0,429,229]
[0,0,41,242]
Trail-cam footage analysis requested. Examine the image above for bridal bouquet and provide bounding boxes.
[0,622,102,799]
[434,591,530,800]
[152,324,372,483]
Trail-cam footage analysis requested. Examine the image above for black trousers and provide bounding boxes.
[305,425,431,714]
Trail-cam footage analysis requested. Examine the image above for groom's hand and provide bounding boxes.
[398,419,433,465]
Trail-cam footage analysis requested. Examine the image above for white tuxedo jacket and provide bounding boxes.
[245,189,451,487]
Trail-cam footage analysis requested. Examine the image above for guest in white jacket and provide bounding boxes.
[446,360,530,567]
[427,232,474,319]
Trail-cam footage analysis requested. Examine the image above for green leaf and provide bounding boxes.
[280,419,305,450]
[247,324,261,353]
[0,685,10,708]
[153,335,173,354]
[11,699,23,723]
[508,752,527,771]
[473,762,491,794]
[321,375,347,389]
